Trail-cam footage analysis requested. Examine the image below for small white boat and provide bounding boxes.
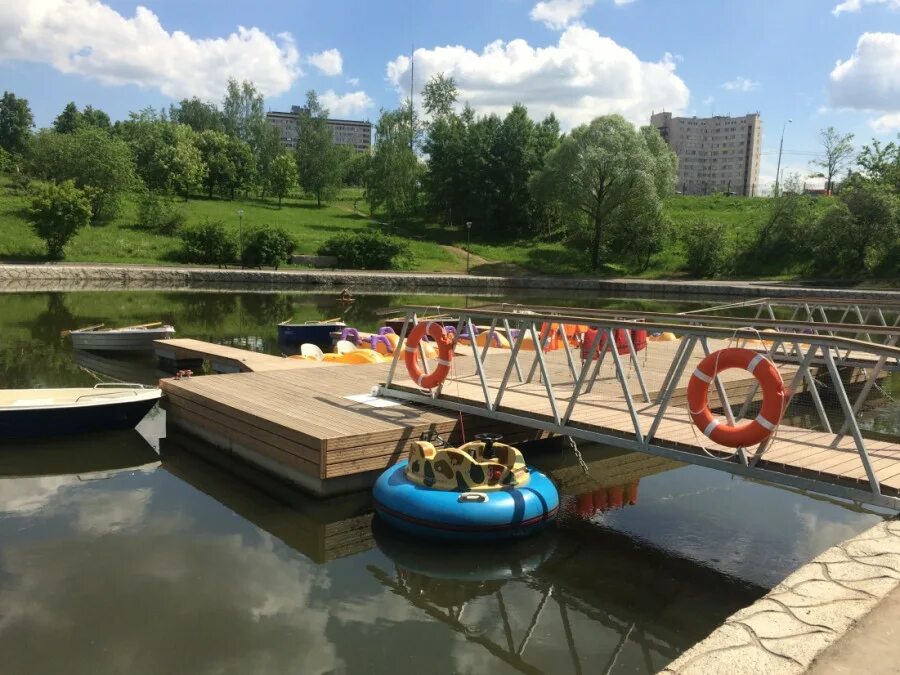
[0,384,162,440]
[68,322,175,353]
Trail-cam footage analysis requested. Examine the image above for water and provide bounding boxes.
[0,290,895,674]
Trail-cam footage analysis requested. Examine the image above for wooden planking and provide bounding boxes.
[154,338,334,373]
[160,361,532,483]
[391,370,900,497]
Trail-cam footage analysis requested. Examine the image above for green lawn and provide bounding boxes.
[0,178,844,279]
[0,181,464,272]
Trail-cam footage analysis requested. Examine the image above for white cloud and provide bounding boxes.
[829,32,900,117]
[346,77,360,86]
[308,48,342,76]
[871,112,900,131]
[0,0,300,99]
[319,90,374,117]
[530,0,596,29]
[832,0,900,16]
[722,76,760,92]
[386,26,689,129]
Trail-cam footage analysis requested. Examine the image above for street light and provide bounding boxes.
[774,119,793,197]
[237,209,244,266]
[465,221,472,274]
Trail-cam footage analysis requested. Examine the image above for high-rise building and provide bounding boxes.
[267,106,372,153]
[650,112,762,196]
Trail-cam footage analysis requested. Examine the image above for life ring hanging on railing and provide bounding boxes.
[404,322,454,389]
[686,348,786,448]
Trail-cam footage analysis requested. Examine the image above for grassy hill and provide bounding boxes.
[0,177,828,278]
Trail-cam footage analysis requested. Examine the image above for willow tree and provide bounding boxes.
[530,115,676,270]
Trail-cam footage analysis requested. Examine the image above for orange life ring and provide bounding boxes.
[687,348,786,448]
[404,322,454,389]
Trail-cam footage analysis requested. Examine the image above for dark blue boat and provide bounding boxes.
[277,320,346,351]
[0,385,162,441]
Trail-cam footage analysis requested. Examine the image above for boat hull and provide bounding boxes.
[373,460,559,541]
[277,323,344,350]
[70,327,175,353]
[0,394,160,440]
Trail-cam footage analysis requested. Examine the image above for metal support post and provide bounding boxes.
[700,336,736,426]
[607,329,644,443]
[529,323,561,425]
[823,348,881,496]
[466,317,493,410]
[501,318,523,382]
[646,336,698,445]
[492,323,530,411]
[384,312,412,389]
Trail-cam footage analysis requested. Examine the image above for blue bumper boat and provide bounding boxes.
[373,435,559,541]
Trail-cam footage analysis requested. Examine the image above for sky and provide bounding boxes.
[1,0,899,191]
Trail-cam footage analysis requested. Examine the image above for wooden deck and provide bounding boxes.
[160,361,548,495]
[154,338,330,374]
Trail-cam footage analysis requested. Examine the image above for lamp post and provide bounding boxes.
[774,119,792,197]
[465,221,472,274]
[237,209,244,266]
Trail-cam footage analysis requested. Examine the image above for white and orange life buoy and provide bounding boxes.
[404,322,454,389]
[686,348,786,448]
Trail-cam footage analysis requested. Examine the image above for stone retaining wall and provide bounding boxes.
[662,519,900,674]
[0,264,897,300]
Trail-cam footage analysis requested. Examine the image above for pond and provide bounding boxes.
[0,290,894,675]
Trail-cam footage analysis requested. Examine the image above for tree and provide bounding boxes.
[812,127,855,195]
[53,102,83,134]
[81,105,111,131]
[295,90,342,206]
[858,137,900,192]
[169,97,224,132]
[30,127,136,222]
[159,124,206,199]
[28,180,92,258]
[368,106,420,219]
[196,130,231,198]
[530,115,677,270]
[422,73,458,119]
[256,123,285,196]
[269,152,298,206]
[241,227,296,268]
[342,150,371,188]
[0,91,34,155]
[222,78,266,145]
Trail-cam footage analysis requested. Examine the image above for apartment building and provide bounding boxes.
[267,106,372,153]
[650,112,762,196]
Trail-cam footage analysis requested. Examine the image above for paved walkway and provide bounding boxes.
[808,583,900,674]
[662,519,900,674]
[1,263,897,299]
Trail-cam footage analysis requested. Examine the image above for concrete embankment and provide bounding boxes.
[0,264,898,300]
[662,518,900,674]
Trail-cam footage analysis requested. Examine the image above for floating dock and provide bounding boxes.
[160,349,547,495]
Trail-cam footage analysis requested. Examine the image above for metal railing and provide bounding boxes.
[378,304,900,510]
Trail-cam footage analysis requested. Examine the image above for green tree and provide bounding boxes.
[682,220,732,277]
[28,180,92,258]
[256,124,285,196]
[811,182,898,274]
[169,97,224,132]
[858,137,900,193]
[342,150,371,188]
[179,219,237,266]
[530,115,677,270]
[241,227,296,268]
[30,127,136,222]
[81,105,111,131]
[368,106,420,220]
[269,152,298,206]
[422,73,458,119]
[196,130,231,198]
[0,91,34,155]
[159,124,206,199]
[295,90,342,206]
[53,102,83,134]
[812,127,855,194]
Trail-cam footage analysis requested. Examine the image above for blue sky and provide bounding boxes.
[2,0,899,190]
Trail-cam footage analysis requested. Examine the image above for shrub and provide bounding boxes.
[318,230,412,269]
[681,220,732,277]
[179,219,237,266]
[28,179,92,259]
[137,191,187,235]
[241,227,297,269]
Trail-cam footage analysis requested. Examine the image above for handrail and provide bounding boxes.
[470,303,900,337]
[93,382,151,389]
[395,305,900,360]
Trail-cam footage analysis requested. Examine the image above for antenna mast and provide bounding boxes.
[409,43,415,150]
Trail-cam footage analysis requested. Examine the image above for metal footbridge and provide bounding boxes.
[377,301,900,510]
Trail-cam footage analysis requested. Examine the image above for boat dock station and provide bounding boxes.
[158,298,900,508]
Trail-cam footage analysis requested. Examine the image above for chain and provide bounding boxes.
[567,436,589,475]
[874,381,895,403]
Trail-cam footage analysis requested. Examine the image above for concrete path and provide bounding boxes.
[808,583,900,674]
[1,263,898,300]
[662,519,900,674]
